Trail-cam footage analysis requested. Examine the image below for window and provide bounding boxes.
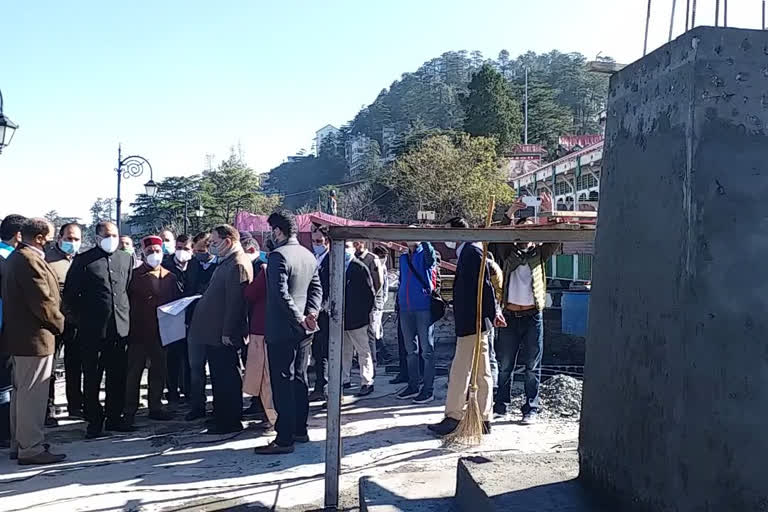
[555,255,574,279]
[578,254,592,281]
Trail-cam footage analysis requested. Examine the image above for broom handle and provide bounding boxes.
[469,196,495,390]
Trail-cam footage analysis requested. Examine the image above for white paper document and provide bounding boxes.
[157,295,201,346]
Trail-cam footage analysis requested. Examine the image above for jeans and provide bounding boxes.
[82,333,128,429]
[206,344,243,429]
[400,310,435,394]
[268,337,311,447]
[311,311,330,393]
[495,311,544,415]
[188,343,208,415]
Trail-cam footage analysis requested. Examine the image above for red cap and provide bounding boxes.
[142,236,163,248]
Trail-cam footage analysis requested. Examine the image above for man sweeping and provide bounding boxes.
[428,217,505,437]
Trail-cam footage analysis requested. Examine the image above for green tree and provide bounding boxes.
[461,64,523,151]
[512,77,572,153]
[382,133,514,224]
[44,210,81,231]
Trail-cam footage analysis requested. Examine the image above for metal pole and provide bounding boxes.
[715,0,720,26]
[685,0,690,31]
[763,0,766,30]
[669,0,677,41]
[324,238,346,509]
[184,191,189,235]
[723,0,727,27]
[524,68,529,144]
[692,0,697,28]
[116,144,122,231]
[644,0,652,56]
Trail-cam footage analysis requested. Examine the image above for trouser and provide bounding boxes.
[495,311,544,415]
[124,342,167,417]
[207,344,243,429]
[166,338,190,400]
[311,311,330,393]
[445,332,492,421]
[62,325,83,414]
[489,327,499,389]
[400,310,435,394]
[188,342,208,414]
[46,337,64,419]
[243,335,277,424]
[268,337,311,447]
[82,333,128,429]
[396,315,423,379]
[342,325,374,387]
[367,309,383,366]
[0,354,11,442]
[11,355,53,458]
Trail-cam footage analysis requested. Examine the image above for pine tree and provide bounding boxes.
[461,64,523,150]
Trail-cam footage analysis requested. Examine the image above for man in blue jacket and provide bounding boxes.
[429,217,506,436]
[396,239,438,403]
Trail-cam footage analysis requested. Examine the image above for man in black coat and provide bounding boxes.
[341,242,376,396]
[308,224,331,401]
[255,211,322,455]
[428,217,506,437]
[63,221,134,438]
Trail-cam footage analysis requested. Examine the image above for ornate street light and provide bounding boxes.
[116,144,155,231]
[0,89,19,154]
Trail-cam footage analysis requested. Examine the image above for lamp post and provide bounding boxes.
[194,199,205,233]
[0,89,19,154]
[116,144,156,231]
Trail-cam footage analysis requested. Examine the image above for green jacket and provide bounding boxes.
[501,244,560,311]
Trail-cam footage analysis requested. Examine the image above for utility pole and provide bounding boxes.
[669,0,677,42]
[644,0,652,56]
[524,68,529,144]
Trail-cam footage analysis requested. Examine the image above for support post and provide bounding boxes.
[324,239,346,509]
[116,145,122,231]
[669,0,677,41]
[644,0,652,55]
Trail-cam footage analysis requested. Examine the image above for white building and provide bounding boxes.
[315,125,340,155]
[345,134,375,176]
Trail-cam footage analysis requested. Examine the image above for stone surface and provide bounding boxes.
[359,470,456,512]
[581,26,768,512]
[455,452,605,512]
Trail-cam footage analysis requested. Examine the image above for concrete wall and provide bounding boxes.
[580,27,768,511]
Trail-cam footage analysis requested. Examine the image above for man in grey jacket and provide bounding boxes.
[188,225,253,435]
[255,211,322,455]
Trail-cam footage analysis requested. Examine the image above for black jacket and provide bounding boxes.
[453,243,497,338]
[63,247,133,339]
[345,258,375,331]
[162,254,187,295]
[317,250,330,312]
[265,237,322,343]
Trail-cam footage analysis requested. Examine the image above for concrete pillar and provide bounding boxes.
[580,27,768,511]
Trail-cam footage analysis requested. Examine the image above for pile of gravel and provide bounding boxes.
[508,374,583,419]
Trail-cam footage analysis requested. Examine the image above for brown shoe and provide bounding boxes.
[18,447,66,466]
[254,441,294,455]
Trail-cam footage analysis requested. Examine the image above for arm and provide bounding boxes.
[223,263,251,339]
[267,252,305,327]
[62,256,85,324]
[19,260,64,335]
[306,266,322,317]
[369,256,383,294]
[539,243,561,262]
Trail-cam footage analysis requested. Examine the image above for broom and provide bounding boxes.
[444,196,495,448]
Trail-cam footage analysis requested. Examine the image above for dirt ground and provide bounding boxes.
[0,368,579,511]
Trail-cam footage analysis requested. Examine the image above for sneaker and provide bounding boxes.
[521,411,539,425]
[356,385,374,397]
[427,418,460,436]
[389,375,408,385]
[396,386,419,400]
[412,391,434,404]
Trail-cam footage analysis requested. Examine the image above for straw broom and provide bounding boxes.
[444,196,495,447]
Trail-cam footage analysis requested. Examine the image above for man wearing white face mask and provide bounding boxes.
[162,234,193,403]
[63,221,134,438]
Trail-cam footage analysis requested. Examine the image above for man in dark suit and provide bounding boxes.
[63,221,134,438]
[255,211,322,455]
[341,242,376,396]
[428,217,506,437]
[1,219,66,464]
[308,224,331,401]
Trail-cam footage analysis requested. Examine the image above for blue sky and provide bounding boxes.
[0,0,760,221]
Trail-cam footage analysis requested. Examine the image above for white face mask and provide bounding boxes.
[99,236,119,254]
[345,247,356,257]
[247,252,259,262]
[445,241,457,250]
[175,249,192,263]
[146,252,163,268]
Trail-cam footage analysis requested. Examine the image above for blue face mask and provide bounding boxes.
[313,244,326,257]
[60,240,81,255]
[259,251,268,262]
[344,251,352,271]
[162,242,175,255]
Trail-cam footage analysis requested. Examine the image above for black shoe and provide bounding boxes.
[185,410,206,421]
[294,434,310,443]
[166,394,181,404]
[389,375,408,385]
[412,391,434,404]
[343,383,352,390]
[44,417,59,428]
[148,410,174,421]
[396,386,419,400]
[68,409,84,420]
[483,421,492,435]
[85,426,109,439]
[427,418,460,437]
[254,441,295,455]
[205,423,243,435]
[308,390,326,402]
[356,385,374,397]
[105,420,135,433]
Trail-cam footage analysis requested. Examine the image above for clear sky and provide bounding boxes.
[0,0,762,222]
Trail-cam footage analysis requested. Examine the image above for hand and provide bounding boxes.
[506,198,527,219]
[494,313,507,328]
[221,336,234,347]
[304,313,318,331]
[539,191,553,213]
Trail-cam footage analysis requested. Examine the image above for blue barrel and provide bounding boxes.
[561,291,590,336]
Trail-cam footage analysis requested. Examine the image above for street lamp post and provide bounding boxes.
[116,144,157,231]
[0,89,19,154]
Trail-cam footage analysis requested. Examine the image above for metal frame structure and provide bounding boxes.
[321,225,596,509]
[115,144,156,231]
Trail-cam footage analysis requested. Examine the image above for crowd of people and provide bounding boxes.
[0,198,558,465]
